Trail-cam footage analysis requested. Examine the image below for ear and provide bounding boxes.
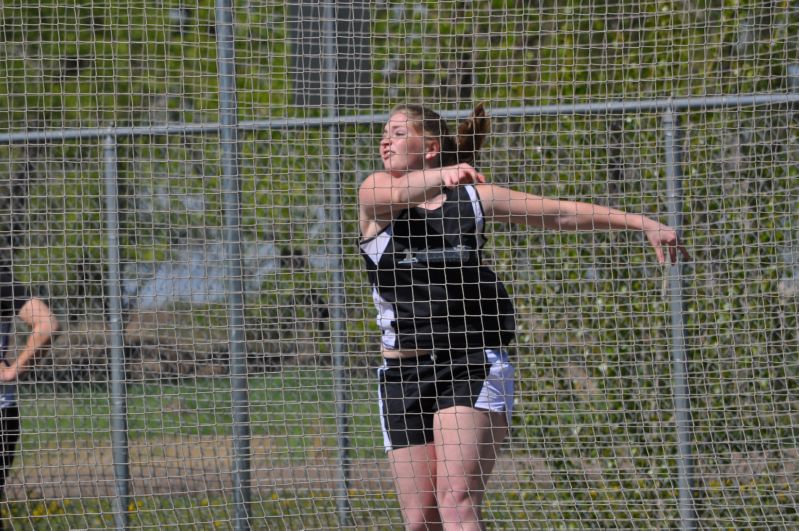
[424,138,440,162]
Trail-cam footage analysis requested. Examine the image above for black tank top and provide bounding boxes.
[0,268,29,408]
[359,185,515,351]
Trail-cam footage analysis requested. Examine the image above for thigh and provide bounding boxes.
[387,443,441,527]
[433,406,508,494]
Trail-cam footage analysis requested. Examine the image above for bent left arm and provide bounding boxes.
[476,183,691,264]
[0,298,59,382]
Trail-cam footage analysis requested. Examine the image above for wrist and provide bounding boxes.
[636,215,660,231]
[437,168,450,193]
[419,168,446,194]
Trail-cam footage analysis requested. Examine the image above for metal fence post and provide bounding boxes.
[104,134,130,530]
[321,2,353,527]
[214,1,251,529]
[662,110,696,530]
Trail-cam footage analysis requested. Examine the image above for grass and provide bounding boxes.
[10,367,798,528]
[6,367,398,527]
[19,366,385,460]
[1,492,403,530]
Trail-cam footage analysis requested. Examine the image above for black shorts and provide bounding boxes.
[0,405,20,495]
[377,348,514,451]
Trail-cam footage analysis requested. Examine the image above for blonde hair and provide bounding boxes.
[389,103,490,167]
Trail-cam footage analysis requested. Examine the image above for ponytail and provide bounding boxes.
[451,102,490,166]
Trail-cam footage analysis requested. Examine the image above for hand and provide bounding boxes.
[645,225,691,264]
[0,364,19,382]
[439,163,486,189]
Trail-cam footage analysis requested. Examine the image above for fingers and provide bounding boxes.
[655,245,666,265]
[440,164,485,188]
[455,164,486,185]
[462,163,486,183]
[663,241,691,264]
[648,225,691,265]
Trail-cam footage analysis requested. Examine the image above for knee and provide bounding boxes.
[402,506,441,531]
[436,486,480,520]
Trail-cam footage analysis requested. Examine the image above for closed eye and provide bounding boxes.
[383,127,408,139]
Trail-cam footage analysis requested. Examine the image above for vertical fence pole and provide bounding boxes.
[104,134,130,530]
[321,1,353,527]
[214,1,251,529]
[662,110,696,530]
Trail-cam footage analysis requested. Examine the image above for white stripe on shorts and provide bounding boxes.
[475,348,515,425]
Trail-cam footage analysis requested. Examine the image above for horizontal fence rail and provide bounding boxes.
[2,93,799,145]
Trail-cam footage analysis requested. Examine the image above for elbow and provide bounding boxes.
[34,312,60,342]
[360,192,401,220]
[359,189,393,218]
[359,199,393,221]
[34,319,58,342]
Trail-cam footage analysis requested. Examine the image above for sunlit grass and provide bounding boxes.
[20,366,384,460]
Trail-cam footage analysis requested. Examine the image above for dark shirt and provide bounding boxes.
[0,268,29,408]
[0,268,28,322]
[359,185,516,351]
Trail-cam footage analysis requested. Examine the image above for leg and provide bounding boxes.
[380,357,441,530]
[433,406,508,531]
[0,406,20,531]
[0,406,20,496]
[381,349,513,530]
[388,443,442,531]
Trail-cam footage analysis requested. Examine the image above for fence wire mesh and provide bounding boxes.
[0,1,798,529]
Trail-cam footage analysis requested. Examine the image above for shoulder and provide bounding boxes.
[471,183,511,219]
[359,171,400,238]
[473,183,511,199]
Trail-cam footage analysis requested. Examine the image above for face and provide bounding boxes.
[380,112,437,174]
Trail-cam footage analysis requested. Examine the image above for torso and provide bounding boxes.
[359,185,516,352]
[360,194,447,241]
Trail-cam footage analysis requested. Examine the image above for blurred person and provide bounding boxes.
[0,266,58,519]
[358,103,690,530]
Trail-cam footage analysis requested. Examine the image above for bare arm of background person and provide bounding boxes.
[0,299,59,382]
